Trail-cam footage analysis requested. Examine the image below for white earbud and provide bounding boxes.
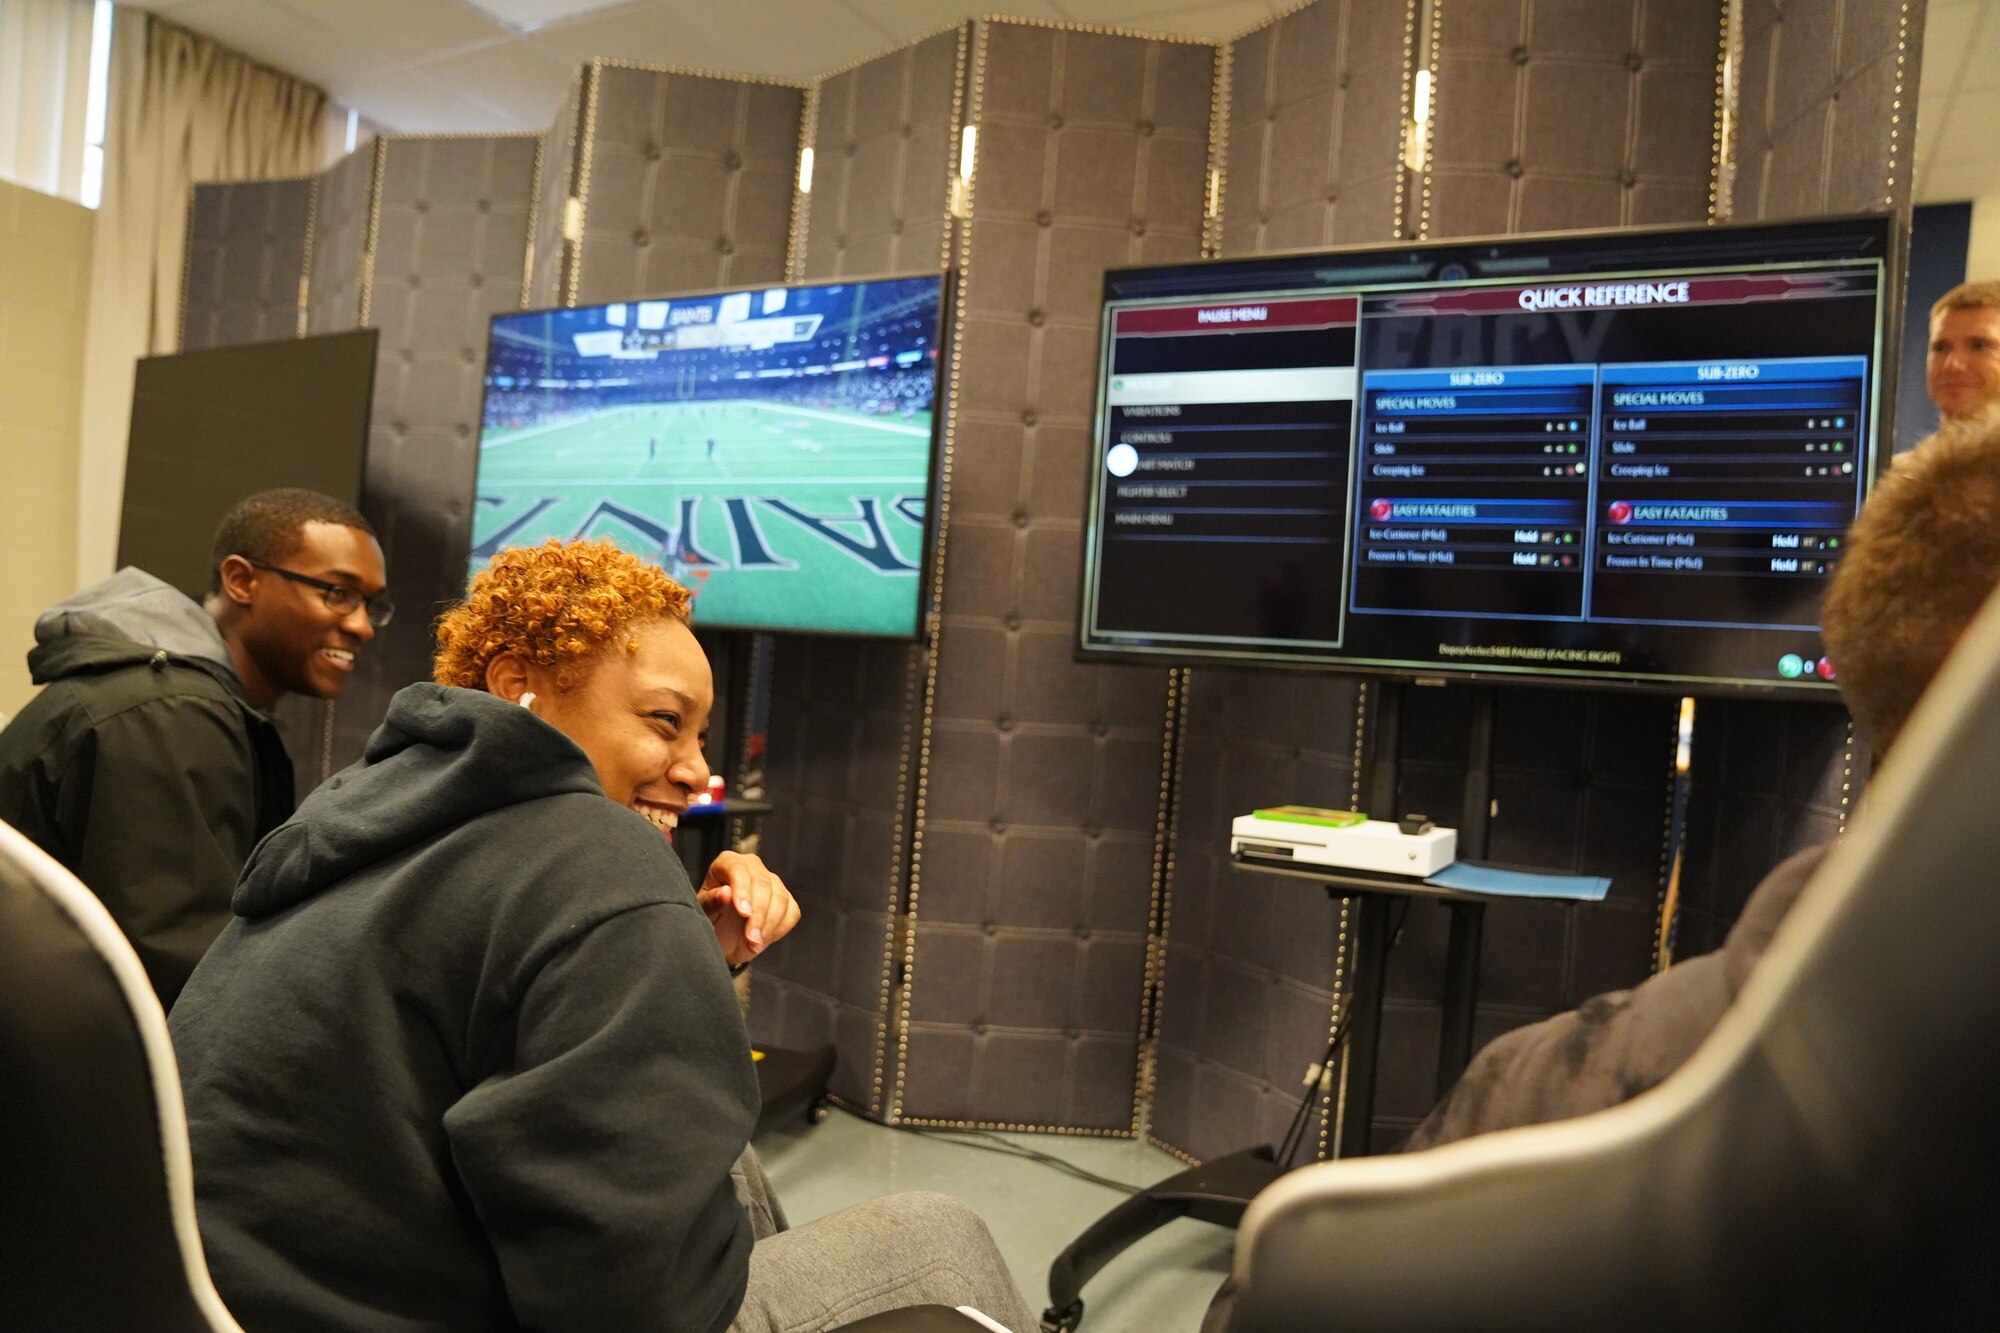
[518,691,537,710]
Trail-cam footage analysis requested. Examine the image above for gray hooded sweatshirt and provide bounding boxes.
[0,568,291,1005]
[171,683,757,1333]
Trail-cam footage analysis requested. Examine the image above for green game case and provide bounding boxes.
[1252,805,1367,828]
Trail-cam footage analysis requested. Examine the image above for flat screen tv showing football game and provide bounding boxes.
[1078,216,1897,694]
[473,274,945,637]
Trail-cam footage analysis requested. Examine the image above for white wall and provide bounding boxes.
[1969,194,2000,282]
[0,178,91,720]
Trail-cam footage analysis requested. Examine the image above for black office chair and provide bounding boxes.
[0,818,245,1332]
[1225,592,2000,1331]
[0,820,991,1332]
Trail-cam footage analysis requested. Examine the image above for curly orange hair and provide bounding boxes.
[433,539,692,690]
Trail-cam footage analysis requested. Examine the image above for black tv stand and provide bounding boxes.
[1042,685,1581,1332]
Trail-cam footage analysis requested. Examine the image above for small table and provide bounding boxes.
[1042,855,1597,1332]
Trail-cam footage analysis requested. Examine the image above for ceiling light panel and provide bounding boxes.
[462,0,639,30]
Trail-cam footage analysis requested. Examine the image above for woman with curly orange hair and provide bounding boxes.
[170,539,1034,1333]
[432,538,792,964]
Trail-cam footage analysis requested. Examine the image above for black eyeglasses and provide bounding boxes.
[241,557,395,628]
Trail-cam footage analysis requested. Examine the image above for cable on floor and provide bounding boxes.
[837,1104,1143,1196]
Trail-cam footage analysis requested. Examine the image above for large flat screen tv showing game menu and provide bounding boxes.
[473,274,944,638]
[1078,216,1896,694]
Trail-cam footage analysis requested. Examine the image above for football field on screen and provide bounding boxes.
[473,400,932,635]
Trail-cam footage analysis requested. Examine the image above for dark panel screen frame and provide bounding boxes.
[120,328,379,601]
[1077,215,1903,698]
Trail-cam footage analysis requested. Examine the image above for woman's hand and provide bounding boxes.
[696,851,801,968]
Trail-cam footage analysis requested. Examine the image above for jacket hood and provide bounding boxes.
[233,684,608,919]
[29,568,236,684]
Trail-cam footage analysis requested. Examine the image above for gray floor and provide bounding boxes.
[756,1110,1232,1333]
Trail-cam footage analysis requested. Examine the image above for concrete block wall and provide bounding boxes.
[0,180,91,720]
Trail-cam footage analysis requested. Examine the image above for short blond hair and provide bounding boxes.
[1930,280,2000,324]
[433,539,691,691]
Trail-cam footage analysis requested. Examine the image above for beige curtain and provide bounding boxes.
[0,0,96,202]
[74,11,338,585]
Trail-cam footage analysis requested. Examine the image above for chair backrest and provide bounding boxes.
[0,819,244,1333]
[1228,586,2000,1331]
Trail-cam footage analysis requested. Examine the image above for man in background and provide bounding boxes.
[1926,280,2000,422]
[0,488,389,1007]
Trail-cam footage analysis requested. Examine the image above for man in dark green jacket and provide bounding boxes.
[0,489,389,1007]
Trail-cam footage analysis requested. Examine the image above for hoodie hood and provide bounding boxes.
[233,684,608,919]
[29,567,236,684]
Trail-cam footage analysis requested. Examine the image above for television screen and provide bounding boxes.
[1079,216,1896,694]
[473,274,944,637]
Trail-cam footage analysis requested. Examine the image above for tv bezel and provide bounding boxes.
[471,269,955,643]
[1073,212,1904,697]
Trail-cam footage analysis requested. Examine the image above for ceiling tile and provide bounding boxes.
[1935,87,2000,162]
[1090,1,1267,39]
[279,0,507,59]
[842,0,1068,40]
[1918,2,1977,91]
[524,0,740,70]
[337,67,519,134]
[1954,4,2000,92]
[1916,154,2000,205]
[137,0,408,92]
[1057,0,1270,26]
[415,37,577,127]
[661,0,904,81]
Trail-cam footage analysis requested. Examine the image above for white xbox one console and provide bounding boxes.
[1231,807,1457,877]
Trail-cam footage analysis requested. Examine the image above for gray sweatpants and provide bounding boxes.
[729,1150,1036,1333]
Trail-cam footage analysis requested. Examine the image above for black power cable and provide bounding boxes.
[1273,896,1412,1170]
[836,1104,1143,1196]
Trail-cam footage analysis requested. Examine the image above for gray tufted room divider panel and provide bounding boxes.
[1674,699,1852,960]
[178,177,314,352]
[1677,0,1925,960]
[1425,0,1724,239]
[1147,0,1412,1167]
[1148,0,1735,1164]
[175,173,326,795]
[304,144,379,338]
[1151,670,1370,1163]
[1727,0,1924,222]
[1351,0,1725,1151]
[320,135,543,770]
[563,63,804,308]
[755,20,1217,1132]
[175,160,365,788]
[1221,0,1415,254]
[749,27,966,1116]
[524,73,581,309]
[797,28,963,283]
[888,19,1214,1133]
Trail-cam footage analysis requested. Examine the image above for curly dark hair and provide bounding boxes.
[432,539,693,691]
[1822,415,2000,748]
[209,489,375,593]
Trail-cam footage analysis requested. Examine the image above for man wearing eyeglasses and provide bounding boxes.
[0,488,389,1008]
